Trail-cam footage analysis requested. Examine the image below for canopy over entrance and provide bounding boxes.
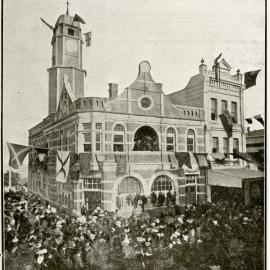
[208,168,264,188]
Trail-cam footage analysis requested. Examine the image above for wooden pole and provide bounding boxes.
[8,167,12,190]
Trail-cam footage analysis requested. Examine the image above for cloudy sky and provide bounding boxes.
[3,0,265,174]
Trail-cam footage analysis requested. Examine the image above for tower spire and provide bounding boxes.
[66,0,69,15]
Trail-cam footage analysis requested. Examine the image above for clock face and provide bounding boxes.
[66,39,78,53]
[138,95,153,110]
[141,97,152,108]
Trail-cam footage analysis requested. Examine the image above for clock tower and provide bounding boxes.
[47,11,85,114]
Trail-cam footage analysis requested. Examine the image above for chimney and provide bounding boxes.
[108,83,118,99]
[199,58,207,75]
[247,127,250,134]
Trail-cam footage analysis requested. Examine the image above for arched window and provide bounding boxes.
[151,175,173,193]
[133,126,159,151]
[118,177,142,194]
[187,129,195,152]
[166,127,176,151]
[113,124,125,152]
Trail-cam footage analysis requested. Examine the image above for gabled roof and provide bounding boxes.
[103,61,181,118]
[127,61,162,93]
[219,58,231,71]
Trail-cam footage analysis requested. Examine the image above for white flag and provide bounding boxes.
[56,151,71,183]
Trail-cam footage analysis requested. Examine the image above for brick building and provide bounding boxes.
[28,10,263,214]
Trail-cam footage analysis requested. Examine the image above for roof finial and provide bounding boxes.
[201,58,204,64]
[66,0,69,15]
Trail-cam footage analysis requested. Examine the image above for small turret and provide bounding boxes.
[199,58,207,75]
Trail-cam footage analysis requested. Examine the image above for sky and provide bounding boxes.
[3,0,265,175]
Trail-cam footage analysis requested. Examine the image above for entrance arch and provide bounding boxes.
[150,175,175,207]
[133,126,159,151]
[117,176,143,211]
[151,175,174,194]
[118,176,142,195]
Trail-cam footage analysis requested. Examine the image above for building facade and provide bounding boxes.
[28,10,263,214]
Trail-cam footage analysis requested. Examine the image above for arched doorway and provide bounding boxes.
[117,176,142,211]
[150,175,175,207]
[133,126,159,151]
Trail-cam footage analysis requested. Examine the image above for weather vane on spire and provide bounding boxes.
[66,0,70,15]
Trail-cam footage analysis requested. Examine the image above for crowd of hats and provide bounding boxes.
[4,190,264,270]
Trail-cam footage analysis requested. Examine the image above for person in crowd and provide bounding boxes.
[166,190,172,207]
[126,194,133,207]
[158,192,165,207]
[116,195,122,210]
[141,195,147,212]
[150,191,157,206]
[81,204,88,216]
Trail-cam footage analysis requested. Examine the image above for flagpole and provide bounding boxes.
[8,167,12,190]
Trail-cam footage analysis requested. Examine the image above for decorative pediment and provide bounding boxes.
[103,61,181,118]
[56,86,74,120]
[219,58,231,71]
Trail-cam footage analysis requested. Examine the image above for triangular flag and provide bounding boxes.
[73,13,85,24]
[7,142,31,170]
[253,114,264,126]
[245,118,252,124]
[244,70,261,89]
[56,151,71,183]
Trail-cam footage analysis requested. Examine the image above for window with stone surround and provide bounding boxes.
[233,138,239,158]
[83,178,101,189]
[166,127,176,151]
[186,175,196,184]
[212,137,219,153]
[221,100,227,114]
[96,132,102,151]
[151,175,173,192]
[113,124,125,152]
[231,102,238,124]
[84,132,91,152]
[96,123,102,130]
[187,129,195,152]
[223,138,229,158]
[211,98,217,120]
[83,122,91,130]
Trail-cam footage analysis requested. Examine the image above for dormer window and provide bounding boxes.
[68,28,75,36]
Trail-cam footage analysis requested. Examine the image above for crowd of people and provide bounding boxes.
[4,190,264,270]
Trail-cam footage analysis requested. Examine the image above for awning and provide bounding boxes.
[208,168,264,188]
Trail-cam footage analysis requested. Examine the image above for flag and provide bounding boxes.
[245,118,252,124]
[219,111,233,137]
[79,153,91,175]
[84,32,92,47]
[175,152,192,169]
[193,153,210,168]
[7,142,31,170]
[168,152,178,169]
[244,70,261,89]
[211,153,226,164]
[35,147,49,170]
[56,151,71,183]
[253,114,264,126]
[115,154,127,176]
[73,13,86,24]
